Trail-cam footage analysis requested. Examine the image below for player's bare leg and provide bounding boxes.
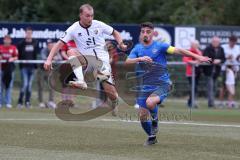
[67,49,87,89]
[101,82,119,116]
[146,94,160,110]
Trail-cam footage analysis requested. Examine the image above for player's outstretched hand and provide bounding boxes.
[198,56,212,63]
[139,56,153,63]
[44,59,52,71]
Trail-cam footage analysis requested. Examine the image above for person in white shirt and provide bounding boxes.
[219,36,239,107]
[222,36,240,72]
[225,65,236,108]
[44,4,127,110]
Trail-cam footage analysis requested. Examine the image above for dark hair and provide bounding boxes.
[229,35,237,42]
[25,27,33,31]
[79,4,93,13]
[140,22,154,29]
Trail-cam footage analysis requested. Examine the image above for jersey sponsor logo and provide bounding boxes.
[86,37,94,46]
[85,37,100,49]
[84,45,100,50]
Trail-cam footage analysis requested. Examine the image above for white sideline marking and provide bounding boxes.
[0,118,240,128]
[0,118,59,121]
[101,119,240,128]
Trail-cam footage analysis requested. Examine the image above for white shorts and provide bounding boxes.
[68,49,114,85]
[83,56,114,85]
[226,84,235,95]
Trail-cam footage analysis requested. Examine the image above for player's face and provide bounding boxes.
[140,27,154,44]
[80,8,94,27]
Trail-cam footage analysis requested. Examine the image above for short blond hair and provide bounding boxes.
[79,4,93,13]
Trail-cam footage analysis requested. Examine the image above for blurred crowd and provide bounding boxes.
[183,36,240,109]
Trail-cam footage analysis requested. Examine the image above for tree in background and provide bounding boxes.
[0,0,240,25]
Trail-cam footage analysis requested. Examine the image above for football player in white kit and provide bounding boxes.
[44,4,127,110]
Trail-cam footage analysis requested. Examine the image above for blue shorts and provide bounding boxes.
[136,82,172,109]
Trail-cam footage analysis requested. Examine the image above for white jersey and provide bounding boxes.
[222,44,240,60]
[222,44,240,71]
[61,20,114,63]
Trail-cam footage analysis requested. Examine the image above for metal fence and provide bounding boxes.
[0,60,240,108]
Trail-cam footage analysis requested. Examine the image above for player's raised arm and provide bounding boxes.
[44,40,64,70]
[112,30,127,50]
[172,47,211,63]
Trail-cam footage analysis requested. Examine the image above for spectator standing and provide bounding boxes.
[0,35,18,108]
[183,40,202,108]
[203,36,225,108]
[17,27,39,108]
[37,39,61,108]
[219,36,240,107]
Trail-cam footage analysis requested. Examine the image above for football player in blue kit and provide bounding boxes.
[125,22,211,146]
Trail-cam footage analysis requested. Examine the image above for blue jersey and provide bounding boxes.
[128,41,174,67]
[128,41,174,85]
[128,41,175,106]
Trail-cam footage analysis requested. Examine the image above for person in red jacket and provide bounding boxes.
[59,40,77,102]
[0,35,18,108]
[60,40,77,60]
[182,40,202,108]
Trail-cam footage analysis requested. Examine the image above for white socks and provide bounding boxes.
[68,56,84,82]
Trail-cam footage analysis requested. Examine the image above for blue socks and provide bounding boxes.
[141,120,152,136]
[140,105,159,136]
[150,105,158,120]
[150,106,159,128]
